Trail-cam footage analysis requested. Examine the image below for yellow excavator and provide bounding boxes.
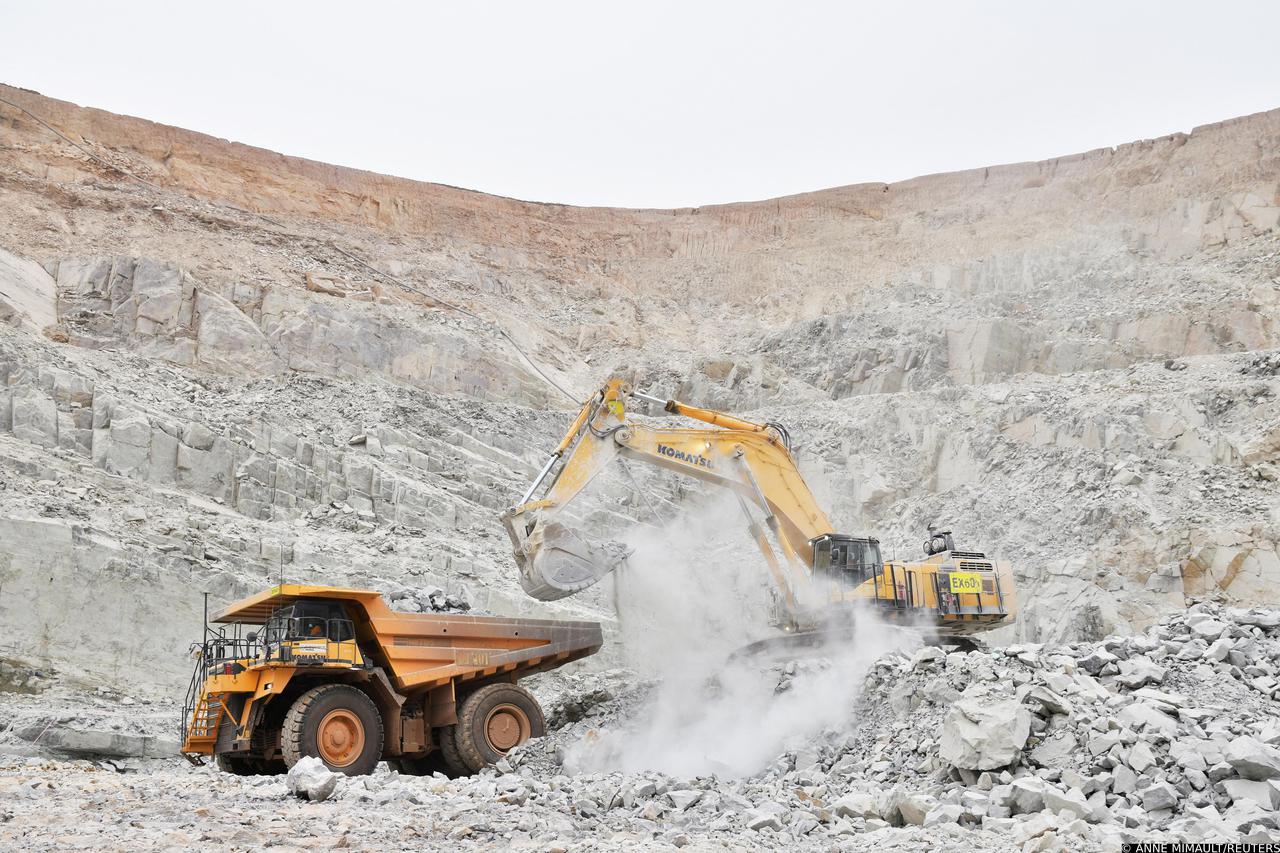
[501,378,1016,650]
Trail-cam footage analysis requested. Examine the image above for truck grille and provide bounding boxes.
[958,560,994,572]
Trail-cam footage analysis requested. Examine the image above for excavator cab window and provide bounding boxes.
[811,534,882,587]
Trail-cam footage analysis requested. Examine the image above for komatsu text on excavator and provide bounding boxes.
[501,379,1017,648]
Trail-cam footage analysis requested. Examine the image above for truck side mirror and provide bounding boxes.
[246,631,258,643]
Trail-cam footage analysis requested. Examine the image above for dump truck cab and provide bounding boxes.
[181,584,602,777]
[260,600,362,664]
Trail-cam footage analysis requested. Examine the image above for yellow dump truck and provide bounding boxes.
[180,584,602,776]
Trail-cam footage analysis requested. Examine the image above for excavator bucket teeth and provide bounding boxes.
[518,521,628,600]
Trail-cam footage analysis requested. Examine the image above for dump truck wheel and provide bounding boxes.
[454,683,545,773]
[215,753,260,776]
[282,684,383,775]
[436,726,470,777]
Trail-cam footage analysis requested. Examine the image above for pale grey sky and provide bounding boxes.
[4,1,1279,208]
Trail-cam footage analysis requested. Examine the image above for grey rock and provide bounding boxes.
[1127,741,1157,774]
[1190,619,1229,641]
[1077,648,1118,675]
[939,685,1032,770]
[287,756,340,802]
[1140,780,1180,812]
[1222,779,1280,810]
[896,791,939,826]
[1225,735,1280,781]
[1112,764,1139,795]
[831,791,879,820]
[922,804,965,826]
[1116,657,1167,689]
[666,789,702,811]
[1117,702,1180,737]
[744,808,783,832]
[1010,776,1048,814]
[1042,786,1092,821]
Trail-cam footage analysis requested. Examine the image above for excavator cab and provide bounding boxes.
[810,534,882,587]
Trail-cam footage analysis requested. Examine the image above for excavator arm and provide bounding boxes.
[501,379,838,624]
[502,378,1017,639]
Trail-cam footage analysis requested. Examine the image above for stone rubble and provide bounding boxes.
[1,84,1280,852]
[4,602,1276,850]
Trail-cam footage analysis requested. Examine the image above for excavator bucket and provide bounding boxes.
[516,520,629,601]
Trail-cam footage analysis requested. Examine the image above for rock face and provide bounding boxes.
[0,86,1278,709]
[939,685,1032,770]
[0,247,56,332]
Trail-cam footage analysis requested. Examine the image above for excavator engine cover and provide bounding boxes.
[518,520,629,600]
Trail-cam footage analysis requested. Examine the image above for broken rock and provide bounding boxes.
[1224,735,1280,780]
[286,756,340,802]
[939,685,1032,770]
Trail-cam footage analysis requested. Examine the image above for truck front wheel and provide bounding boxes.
[454,683,545,773]
[282,684,383,775]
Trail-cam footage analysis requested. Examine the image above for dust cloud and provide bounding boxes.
[564,492,913,778]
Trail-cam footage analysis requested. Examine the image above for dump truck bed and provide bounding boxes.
[214,584,602,693]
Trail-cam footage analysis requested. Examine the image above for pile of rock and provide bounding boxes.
[383,585,472,615]
[513,601,1280,847]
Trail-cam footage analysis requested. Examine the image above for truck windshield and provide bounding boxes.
[264,603,355,642]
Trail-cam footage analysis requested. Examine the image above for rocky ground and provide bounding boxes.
[2,85,1280,850]
[4,603,1278,851]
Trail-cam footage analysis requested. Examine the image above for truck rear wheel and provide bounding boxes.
[453,683,544,773]
[282,684,383,775]
[436,726,470,777]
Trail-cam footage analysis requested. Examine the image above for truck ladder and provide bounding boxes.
[183,693,226,751]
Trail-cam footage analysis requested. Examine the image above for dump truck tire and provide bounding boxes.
[436,726,470,777]
[454,683,545,773]
[282,684,383,775]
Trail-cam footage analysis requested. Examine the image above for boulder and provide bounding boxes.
[1116,657,1166,689]
[831,792,880,820]
[1042,786,1092,821]
[1169,738,1212,772]
[1140,780,1180,812]
[1189,619,1229,641]
[1077,648,1118,675]
[1029,731,1077,769]
[1223,779,1280,810]
[1010,777,1048,814]
[1112,764,1138,795]
[1117,702,1180,737]
[1224,735,1280,781]
[922,804,964,826]
[666,790,702,811]
[1022,685,1072,716]
[1127,742,1157,774]
[939,685,1032,770]
[896,792,939,826]
[744,808,783,832]
[286,756,340,802]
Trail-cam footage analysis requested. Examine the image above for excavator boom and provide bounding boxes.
[502,379,1016,639]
